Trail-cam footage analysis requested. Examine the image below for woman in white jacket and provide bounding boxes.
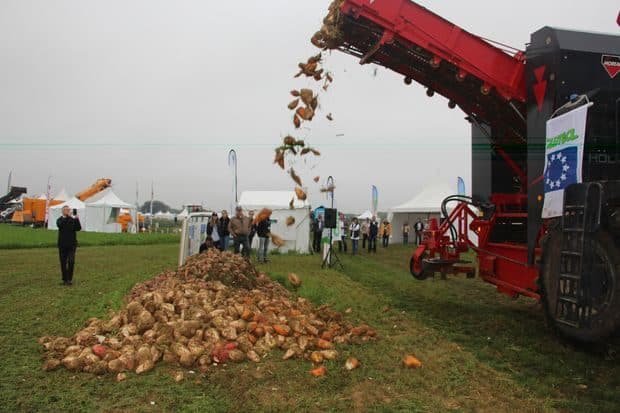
[349,218,361,255]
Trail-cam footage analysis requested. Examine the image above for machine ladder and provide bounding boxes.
[557,183,603,328]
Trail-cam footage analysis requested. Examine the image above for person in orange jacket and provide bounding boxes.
[379,220,392,248]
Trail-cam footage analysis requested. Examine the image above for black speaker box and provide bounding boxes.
[324,208,337,229]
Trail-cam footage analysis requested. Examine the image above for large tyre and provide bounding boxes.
[540,229,620,342]
[410,254,430,280]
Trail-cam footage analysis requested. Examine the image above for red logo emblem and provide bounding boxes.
[602,55,620,79]
[533,66,547,112]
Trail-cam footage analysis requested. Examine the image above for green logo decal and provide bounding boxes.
[546,128,578,150]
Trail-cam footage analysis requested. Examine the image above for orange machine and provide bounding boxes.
[12,197,62,226]
[118,211,145,232]
[12,178,112,226]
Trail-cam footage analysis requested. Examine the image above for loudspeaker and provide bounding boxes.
[324,208,337,229]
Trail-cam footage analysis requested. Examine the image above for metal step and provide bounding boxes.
[561,251,582,257]
[558,296,579,305]
[556,318,579,328]
[559,273,581,281]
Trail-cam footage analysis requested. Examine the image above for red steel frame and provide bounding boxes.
[411,197,541,299]
[339,0,526,102]
[337,0,542,299]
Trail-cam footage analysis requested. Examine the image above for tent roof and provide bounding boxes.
[390,183,456,213]
[50,197,86,210]
[357,210,373,219]
[86,190,133,208]
[36,193,48,200]
[54,188,71,201]
[239,191,309,210]
[84,187,111,203]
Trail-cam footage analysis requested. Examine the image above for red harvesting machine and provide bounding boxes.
[332,0,620,342]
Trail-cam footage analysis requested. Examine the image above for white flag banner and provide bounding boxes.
[542,103,592,218]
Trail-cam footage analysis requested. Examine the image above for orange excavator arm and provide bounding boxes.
[75,178,112,201]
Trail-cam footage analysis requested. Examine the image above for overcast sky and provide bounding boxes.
[1,0,618,213]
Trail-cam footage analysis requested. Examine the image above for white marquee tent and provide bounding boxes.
[53,189,71,202]
[388,183,456,244]
[357,210,373,220]
[238,191,311,254]
[85,189,136,233]
[47,197,86,230]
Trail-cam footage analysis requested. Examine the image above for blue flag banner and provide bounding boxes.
[542,103,591,218]
[457,177,466,196]
[371,185,378,215]
[544,147,578,193]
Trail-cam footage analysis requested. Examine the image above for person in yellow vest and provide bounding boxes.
[402,222,411,245]
[380,220,392,248]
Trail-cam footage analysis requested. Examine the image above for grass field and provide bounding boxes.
[1,242,619,412]
[0,224,179,249]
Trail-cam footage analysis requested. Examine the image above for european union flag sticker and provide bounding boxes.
[544,146,578,193]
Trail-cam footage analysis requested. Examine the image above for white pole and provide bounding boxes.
[228,149,238,211]
[44,175,52,228]
[178,217,189,267]
[7,170,12,193]
[150,181,154,233]
[134,182,139,234]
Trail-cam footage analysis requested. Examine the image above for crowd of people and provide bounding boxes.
[199,206,272,263]
[310,214,425,256]
[196,207,428,264]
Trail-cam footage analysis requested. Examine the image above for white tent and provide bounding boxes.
[48,197,86,230]
[389,183,456,244]
[53,188,70,202]
[357,210,373,220]
[238,191,311,254]
[85,189,136,233]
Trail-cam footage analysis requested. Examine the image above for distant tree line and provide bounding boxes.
[139,200,180,214]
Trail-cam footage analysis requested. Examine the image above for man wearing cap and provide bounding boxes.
[229,207,252,258]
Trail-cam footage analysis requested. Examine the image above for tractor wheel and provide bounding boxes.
[410,253,430,280]
[540,228,620,342]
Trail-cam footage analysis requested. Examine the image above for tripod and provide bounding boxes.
[320,175,344,270]
[321,228,344,270]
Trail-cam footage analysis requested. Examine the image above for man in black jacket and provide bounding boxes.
[414,218,425,245]
[368,216,379,254]
[313,214,324,253]
[57,205,81,285]
[256,211,272,263]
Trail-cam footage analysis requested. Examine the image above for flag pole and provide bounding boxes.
[134,182,139,234]
[228,149,238,210]
[44,175,52,228]
[150,181,154,233]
